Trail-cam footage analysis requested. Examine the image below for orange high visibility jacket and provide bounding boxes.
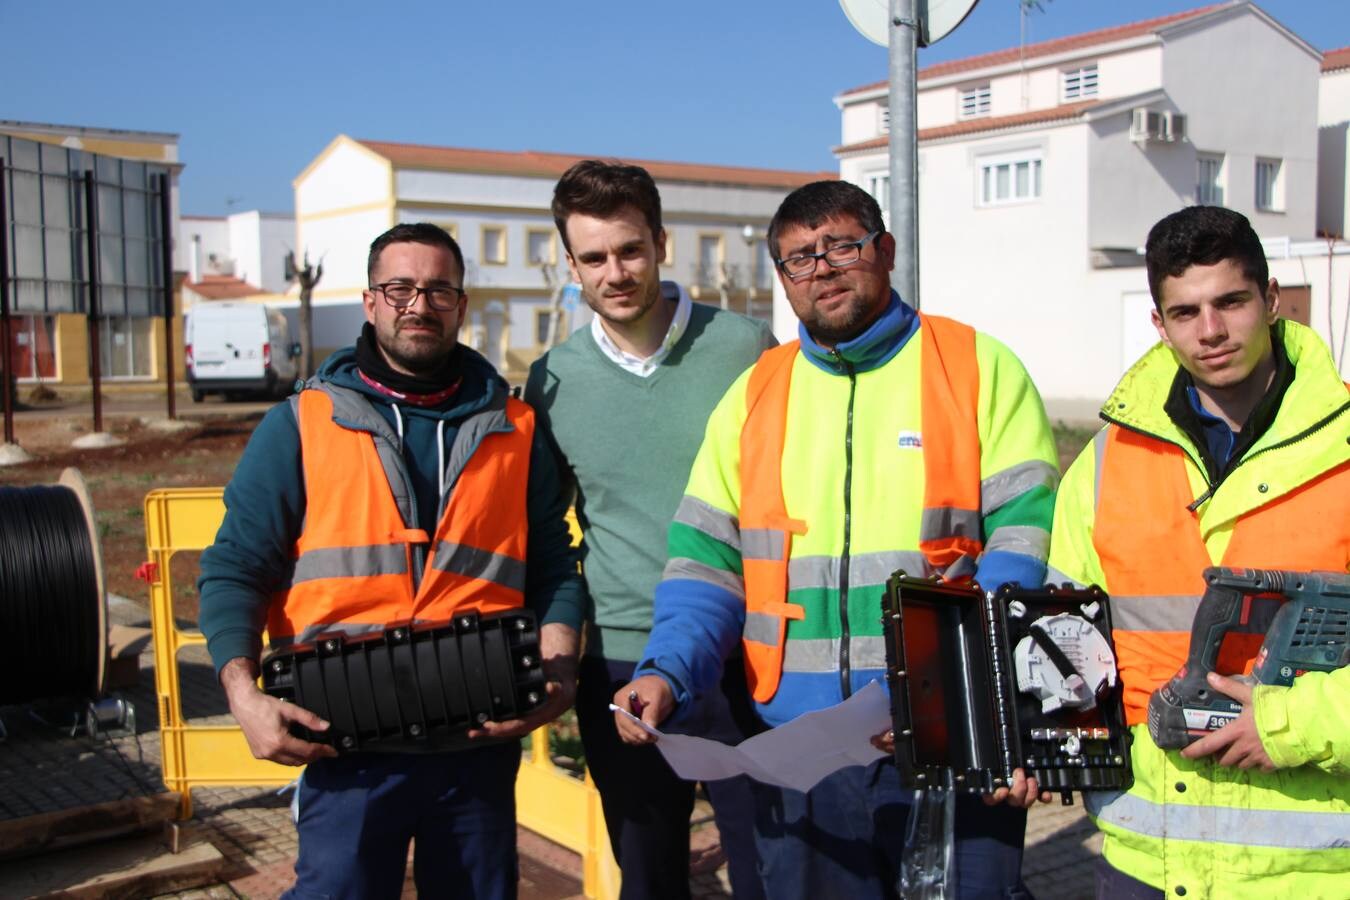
[267,383,534,645]
[736,313,983,702]
[1095,424,1350,724]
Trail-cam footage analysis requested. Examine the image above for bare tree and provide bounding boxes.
[540,260,568,349]
[286,250,323,379]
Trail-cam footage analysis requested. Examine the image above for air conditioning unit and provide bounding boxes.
[1164,112,1187,143]
[1130,108,1164,143]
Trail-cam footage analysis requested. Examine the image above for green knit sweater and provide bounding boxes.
[524,300,776,662]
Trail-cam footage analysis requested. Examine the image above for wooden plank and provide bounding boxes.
[0,833,224,899]
[0,792,180,860]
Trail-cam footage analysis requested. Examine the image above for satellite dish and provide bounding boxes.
[838,0,981,48]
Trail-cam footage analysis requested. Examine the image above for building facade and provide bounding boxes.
[827,2,1349,411]
[291,137,831,381]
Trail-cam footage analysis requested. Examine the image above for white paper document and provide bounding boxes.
[609,679,892,793]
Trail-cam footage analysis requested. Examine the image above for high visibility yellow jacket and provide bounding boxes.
[1049,320,1350,899]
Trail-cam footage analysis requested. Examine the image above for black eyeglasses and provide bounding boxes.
[371,281,465,311]
[776,231,881,281]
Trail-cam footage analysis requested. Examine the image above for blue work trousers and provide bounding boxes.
[284,742,521,900]
[750,757,1032,900]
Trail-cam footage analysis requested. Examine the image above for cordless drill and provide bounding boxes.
[1148,567,1350,750]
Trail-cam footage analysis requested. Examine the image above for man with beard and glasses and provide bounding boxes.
[524,160,774,899]
[615,180,1058,899]
[199,222,584,900]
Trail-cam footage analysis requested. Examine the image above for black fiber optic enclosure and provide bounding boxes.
[262,609,547,753]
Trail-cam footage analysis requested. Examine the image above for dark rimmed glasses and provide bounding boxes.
[776,231,881,281]
[371,281,466,311]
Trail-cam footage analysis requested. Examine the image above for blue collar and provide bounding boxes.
[798,291,919,375]
[1185,384,1237,469]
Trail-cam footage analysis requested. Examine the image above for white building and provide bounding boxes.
[829,1,1350,414]
[292,136,832,381]
[178,210,295,294]
[1318,46,1350,238]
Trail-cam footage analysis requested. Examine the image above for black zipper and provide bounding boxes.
[835,351,857,700]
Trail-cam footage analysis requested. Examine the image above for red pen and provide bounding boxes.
[627,689,646,717]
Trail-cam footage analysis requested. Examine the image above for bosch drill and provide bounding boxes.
[1148,567,1350,750]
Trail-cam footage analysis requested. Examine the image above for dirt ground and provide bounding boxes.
[0,406,259,621]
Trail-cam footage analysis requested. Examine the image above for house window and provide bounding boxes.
[752,239,774,291]
[1196,154,1225,206]
[481,226,507,264]
[526,228,556,266]
[696,234,723,289]
[879,105,891,135]
[1062,64,1099,101]
[1255,158,1283,211]
[960,84,991,118]
[8,314,58,380]
[979,152,1043,206]
[864,171,890,204]
[535,308,553,345]
[99,315,153,378]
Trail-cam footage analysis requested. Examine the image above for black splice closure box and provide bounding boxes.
[882,574,1132,803]
[261,609,547,752]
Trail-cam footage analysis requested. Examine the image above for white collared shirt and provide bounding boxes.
[589,281,691,377]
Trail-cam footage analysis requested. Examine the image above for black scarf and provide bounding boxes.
[354,323,463,399]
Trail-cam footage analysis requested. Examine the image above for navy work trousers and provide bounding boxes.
[576,655,764,900]
[284,742,521,900]
[750,757,1032,900]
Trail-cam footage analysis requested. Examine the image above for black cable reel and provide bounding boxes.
[0,468,132,738]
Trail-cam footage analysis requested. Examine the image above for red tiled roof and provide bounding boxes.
[1324,46,1350,72]
[187,275,263,300]
[840,3,1226,96]
[355,140,836,189]
[833,100,1103,155]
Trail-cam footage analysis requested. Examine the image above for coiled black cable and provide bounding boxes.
[0,483,102,704]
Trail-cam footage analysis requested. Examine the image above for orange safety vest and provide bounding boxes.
[1094,424,1350,724]
[737,313,983,702]
[267,386,534,644]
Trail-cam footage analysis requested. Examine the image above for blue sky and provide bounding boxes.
[4,1,1346,216]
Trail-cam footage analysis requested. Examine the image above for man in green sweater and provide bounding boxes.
[524,160,775,900]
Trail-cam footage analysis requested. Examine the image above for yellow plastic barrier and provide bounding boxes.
[142,487,621,898]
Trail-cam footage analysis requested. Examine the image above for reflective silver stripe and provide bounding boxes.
[919,506,982,541]
[981,460,1058,515]
[742,528,786,561]
[787,551,930,590]
[782,636,889,673]
[944,555,978,582]
[274,620,387,648]
[431,542,526,593]
[743,611,779,646]
[1092,427,1110,513]
[1045,566,1088,590]
[983,525,1050,560]
[292,545,409,584]
[662,557,745,598]
[1086,790,1350,850]
[1111,594,1283,634]
[673,495,741,550]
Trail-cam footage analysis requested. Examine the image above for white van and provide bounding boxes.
[185,302,300,401]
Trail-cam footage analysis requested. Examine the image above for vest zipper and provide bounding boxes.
[836,351,857,700]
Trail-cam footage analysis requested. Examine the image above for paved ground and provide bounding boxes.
[0,595,1103,898]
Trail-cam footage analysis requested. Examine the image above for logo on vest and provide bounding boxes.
[897,430,923,450]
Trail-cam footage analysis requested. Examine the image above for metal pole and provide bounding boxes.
[0,158,14,445]
[83,170,104,434]
[157,173,176,420]
[889,0,920,308]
